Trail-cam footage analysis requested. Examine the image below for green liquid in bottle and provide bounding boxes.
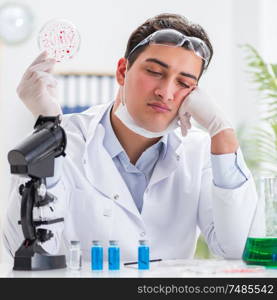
[242,237,277,268]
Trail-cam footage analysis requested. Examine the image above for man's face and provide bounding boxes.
[119,44,202,132]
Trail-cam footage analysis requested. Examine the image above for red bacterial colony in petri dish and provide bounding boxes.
[38,19,81,62]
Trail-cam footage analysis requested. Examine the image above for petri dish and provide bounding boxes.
[38,18,81,62]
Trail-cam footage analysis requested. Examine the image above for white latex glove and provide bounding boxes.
[17,51,62,119]
[178,87,233,137]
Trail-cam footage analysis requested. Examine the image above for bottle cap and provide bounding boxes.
[139,240,148,245]
[109,240,119,246]
[92,240,101,245]
[70,240,80,245]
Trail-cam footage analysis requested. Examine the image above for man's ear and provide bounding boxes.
[116,58,127,86]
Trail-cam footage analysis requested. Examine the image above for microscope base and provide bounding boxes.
[13,253,66,270]
[13,242,66,270]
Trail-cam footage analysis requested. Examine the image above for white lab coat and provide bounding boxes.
[3,102,265,262]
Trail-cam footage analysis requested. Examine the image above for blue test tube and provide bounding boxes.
[138,240,150,270]
[108,240,120,270]
[91,240,103,270]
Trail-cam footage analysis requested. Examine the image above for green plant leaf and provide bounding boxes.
[239,44,277,176]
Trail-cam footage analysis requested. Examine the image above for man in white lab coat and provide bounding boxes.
[3,13,264,263]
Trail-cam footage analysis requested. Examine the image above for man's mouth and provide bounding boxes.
[147,102,171,113]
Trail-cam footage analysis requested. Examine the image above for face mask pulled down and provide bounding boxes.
[115,74,179,138]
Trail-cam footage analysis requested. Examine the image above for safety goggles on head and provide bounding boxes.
[128,29,211,70]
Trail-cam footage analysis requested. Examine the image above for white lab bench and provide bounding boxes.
[0,259,276,278]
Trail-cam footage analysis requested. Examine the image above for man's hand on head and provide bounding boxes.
[178,87,238,153]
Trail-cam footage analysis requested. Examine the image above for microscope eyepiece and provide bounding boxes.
[8,115,66,178]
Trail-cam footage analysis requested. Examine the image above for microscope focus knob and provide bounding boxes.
[19,184,25,196]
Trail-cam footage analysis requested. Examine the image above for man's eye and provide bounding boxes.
[146,69,162,76]
[178,81,190,89]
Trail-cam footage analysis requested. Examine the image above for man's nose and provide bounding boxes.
[154,80,175,102]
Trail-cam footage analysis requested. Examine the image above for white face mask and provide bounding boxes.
[114,68,179,139]
[115,101,179,138]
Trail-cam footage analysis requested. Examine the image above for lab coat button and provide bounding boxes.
[83,159,87,164]
[140,231,146,237]
[113,194,119,200]
[176,155,180,161]
[103,209,112,217]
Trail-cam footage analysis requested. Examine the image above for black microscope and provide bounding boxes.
[7,115,67,270]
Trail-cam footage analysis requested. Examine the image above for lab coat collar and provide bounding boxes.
[148,130,184,189]
[83,101,184,218]
[80,102,140,219]
[85,123,143,220]
[84,102,114,145]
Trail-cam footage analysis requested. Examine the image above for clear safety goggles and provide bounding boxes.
[128,29,211,69]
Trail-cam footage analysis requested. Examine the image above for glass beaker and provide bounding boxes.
[242,177,277,267]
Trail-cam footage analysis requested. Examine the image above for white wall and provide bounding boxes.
[0,0,275,261]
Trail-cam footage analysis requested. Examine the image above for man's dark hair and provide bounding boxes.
[124,13,213,77]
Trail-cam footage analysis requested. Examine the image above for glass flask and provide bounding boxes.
[242,177,277,267]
